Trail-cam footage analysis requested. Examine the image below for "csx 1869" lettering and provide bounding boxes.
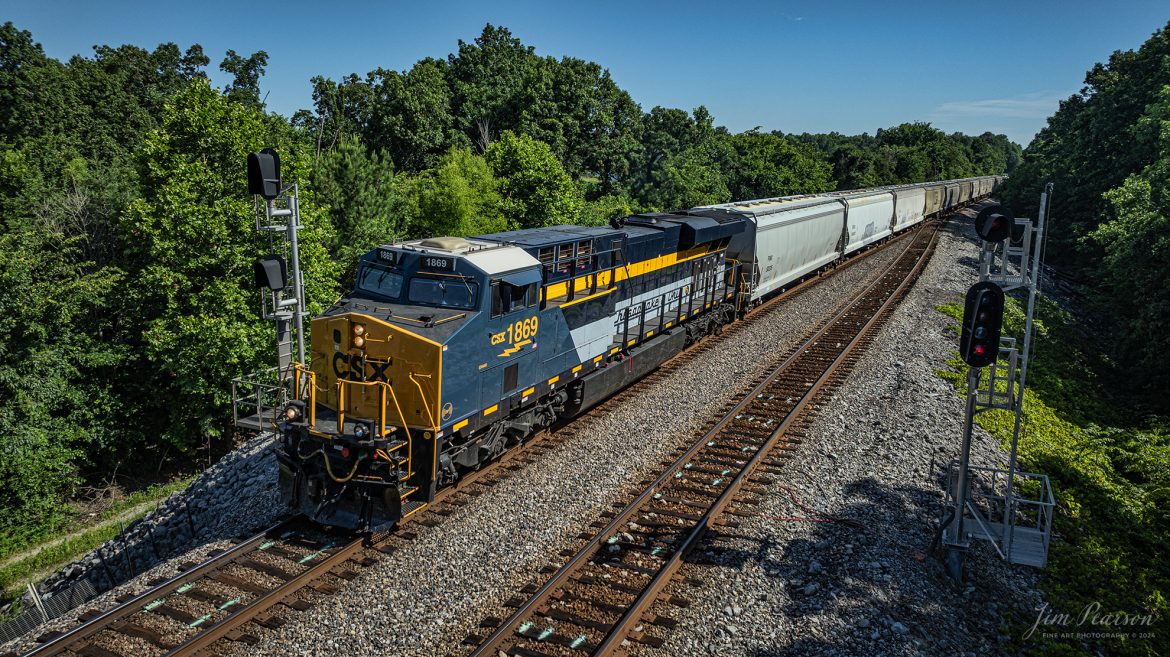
[333,352,391,382]
[490,316,538,346]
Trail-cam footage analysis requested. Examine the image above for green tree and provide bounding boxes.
[581,192,634,227]
[722,131,834,200]
[642,146,730,211]
[1089,87,1170,394]
[875,122,976,182]
[518,55,643,188]
[485,131,581,229]
[1002,20,1170,406]
[0,224,122,533]
[1004,21,1170,265]
[448,24,534,150]
[219,49,268,109]
[119,79,338,451]
[297,73,370,157]
[363,59,463,171]
[629,106,723,207]
[407,146,506,237]
[828,143,888,190]
[312,134,408,279]
[0,22,78,150]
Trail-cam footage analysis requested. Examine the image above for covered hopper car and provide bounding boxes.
[274,175,1001,530]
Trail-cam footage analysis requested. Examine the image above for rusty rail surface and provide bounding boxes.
[464,223,941,657]
[13,218,938,657]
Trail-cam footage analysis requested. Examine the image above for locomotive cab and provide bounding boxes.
[276,236,540,531]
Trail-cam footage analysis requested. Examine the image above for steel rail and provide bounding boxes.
[592,223,941,656]
[15,217,943,657]
[162,534,371,656]
[467,223,940,657]
[19,518,298,657]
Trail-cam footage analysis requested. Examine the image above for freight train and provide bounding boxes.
[275,176,1003,530]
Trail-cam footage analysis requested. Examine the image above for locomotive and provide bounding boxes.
[274,176,1002,531]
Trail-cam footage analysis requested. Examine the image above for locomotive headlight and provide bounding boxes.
[353,323,366,336]
[352,335,365,348]
[282,402,304,422]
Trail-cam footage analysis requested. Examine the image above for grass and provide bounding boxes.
[935,295,1169,657]
[0,477,194,604]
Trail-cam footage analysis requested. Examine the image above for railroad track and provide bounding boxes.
[11,217,942,657]
[13,418,579,657]
[461,221,941,657]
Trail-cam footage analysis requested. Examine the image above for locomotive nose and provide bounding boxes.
[311,312,444,433]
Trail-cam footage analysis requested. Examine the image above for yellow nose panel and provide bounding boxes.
[311,314,442,430]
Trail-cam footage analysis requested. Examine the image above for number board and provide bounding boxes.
[420,255,456,271]
[376,249,398,265]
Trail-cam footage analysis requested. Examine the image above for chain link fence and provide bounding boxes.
[0,578,96,644]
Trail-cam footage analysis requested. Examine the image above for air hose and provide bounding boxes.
[297,441,367,483]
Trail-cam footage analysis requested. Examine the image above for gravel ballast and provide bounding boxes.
[638,213,1044,657]
[3,219,1019,657]
[1,434,285,654]
[215,234,908,657]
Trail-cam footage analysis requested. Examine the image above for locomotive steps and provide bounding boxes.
[2,222,916,657]
[1,208,1032,657]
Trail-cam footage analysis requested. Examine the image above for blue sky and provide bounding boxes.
[5,1,1169,146]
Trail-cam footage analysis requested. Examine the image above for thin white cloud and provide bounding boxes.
[933,94,1064,120]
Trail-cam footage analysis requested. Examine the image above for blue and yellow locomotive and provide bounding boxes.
[274,172,1006,530]
[276,214,747,530]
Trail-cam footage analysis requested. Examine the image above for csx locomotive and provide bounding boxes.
[275,176,1003,530]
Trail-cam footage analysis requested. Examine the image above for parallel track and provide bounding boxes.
[14,214,949,657]
[462,222,941,657]
[15,424,568,657]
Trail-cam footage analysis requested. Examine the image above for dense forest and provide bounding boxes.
[0,22,1017,540]
[1002,20,1170,402]
[987,21,1170,655]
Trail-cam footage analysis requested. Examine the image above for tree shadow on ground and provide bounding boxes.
[684,475,1039,656]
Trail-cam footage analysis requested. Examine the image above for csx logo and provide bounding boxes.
[332,352,391,382]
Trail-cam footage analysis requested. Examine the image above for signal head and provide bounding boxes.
[959,281,1005,368]
[975,204,1014,243]
[247,148,282,200]
[253,255,287,291]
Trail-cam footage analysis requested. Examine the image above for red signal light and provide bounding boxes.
[975,205,1013,243]
[961,281,1005,367]
[341,446,351,459]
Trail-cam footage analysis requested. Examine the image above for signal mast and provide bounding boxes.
[230,149,308,430]
[941,187,1055,583]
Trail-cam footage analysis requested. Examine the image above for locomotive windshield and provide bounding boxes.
[356,264,404,300]
[408,276,478,310]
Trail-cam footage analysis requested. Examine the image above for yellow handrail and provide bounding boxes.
[331,376,419,482]
[408,372,437,430]
[293,363,318,428]
[292,362,432,496]
[382,380,415,481]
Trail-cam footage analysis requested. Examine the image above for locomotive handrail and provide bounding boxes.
[333,376,416,482]
[430,313,467,326]
[407,371,437,430]
[293,362,317,428]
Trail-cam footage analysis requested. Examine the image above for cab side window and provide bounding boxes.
[491,280,537,317]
